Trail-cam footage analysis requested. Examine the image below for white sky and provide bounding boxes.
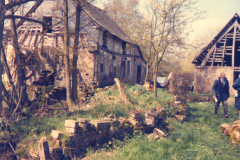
[94,0,240,43]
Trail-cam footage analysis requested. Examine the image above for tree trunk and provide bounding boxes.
[63,0,73,110]
[1,47,19,103]
[144,63,149,83]
[9,5,28,105]
[153,67,157,98]
[0,0,5,109]
[72,0,81,103]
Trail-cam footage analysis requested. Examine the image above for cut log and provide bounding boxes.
[129,110,142,120]
[38,137,51,160]
[175,115,188,122]
[153,128,166,138]
[51,130,63,140]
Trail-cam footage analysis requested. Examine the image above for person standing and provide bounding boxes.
[212,72,230,118]
[233,73,240,120]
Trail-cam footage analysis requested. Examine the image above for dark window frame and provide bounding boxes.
[122,41,126,54]
[43,16,52,33]
[102,31,108,48]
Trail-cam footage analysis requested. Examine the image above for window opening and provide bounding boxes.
[102,31,107,48]
[127,61,130,74]
[122,41,126,54]
[43,16,52,33]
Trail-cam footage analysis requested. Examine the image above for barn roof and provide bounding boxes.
[81,1,134,44]
[192,13,240,67]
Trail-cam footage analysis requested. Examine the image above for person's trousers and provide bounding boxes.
[215,100,228,115]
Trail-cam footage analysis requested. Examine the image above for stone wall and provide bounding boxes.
[194,66,238,96]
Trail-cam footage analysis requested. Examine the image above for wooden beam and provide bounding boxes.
[221,35,227,66]
[211,47,217,66]
[232,22,237,67]
[201,44,216,66]
[217,25,234,44]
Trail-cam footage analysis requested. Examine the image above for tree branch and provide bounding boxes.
[4,15,49,26]
[5,0,35,11]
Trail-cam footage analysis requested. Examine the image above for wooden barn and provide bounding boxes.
[192,13,240,95]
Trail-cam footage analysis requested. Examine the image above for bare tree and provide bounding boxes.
[9,0,28,105]
[63,0,73,110]
[145,0,204,98]
[72,0,82,103]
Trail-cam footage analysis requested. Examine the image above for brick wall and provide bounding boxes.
[194,66,237,96]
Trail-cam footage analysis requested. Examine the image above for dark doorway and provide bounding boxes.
[121,61,125,80]
[235,41,240,67]
[234,71,240,82]
[137,65,141,83]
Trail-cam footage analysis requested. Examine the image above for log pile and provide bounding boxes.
[174,104,188,122]
[220,120,240,145]
[38,108,168,158]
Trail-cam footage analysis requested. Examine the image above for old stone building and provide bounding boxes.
[192,13,240,95]
[3,0,146,89]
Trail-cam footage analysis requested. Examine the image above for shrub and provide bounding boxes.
[128,84,146,95]
[170,72,193,96]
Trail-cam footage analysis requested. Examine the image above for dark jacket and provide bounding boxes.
[212,77,230,101]
[233,77,240,109]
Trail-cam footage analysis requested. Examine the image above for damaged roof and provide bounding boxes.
[81,1,134,44]
[192,13,240,66]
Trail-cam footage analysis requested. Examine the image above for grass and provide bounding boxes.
[108,102,240,160]
[5,83,240,159]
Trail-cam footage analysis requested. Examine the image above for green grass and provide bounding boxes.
[110,102,240,160]
[7,84,240,159]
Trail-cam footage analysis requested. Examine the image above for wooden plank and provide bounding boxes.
[232,22,237,67]
[201,44,216,66]
[221,35,227,66]
[211,47,217,66]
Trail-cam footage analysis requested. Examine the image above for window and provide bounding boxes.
[102,31,107,48]
[101,64,104,72]
[43,16,52,33]
[122,41,126,54]
[127,61,130,74]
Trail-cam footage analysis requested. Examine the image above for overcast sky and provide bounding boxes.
[94,0,240,42]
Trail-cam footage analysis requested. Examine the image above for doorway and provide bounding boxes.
[234,71,240,82]
[137,65,141,83]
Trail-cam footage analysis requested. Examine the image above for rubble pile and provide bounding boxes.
[27,70,66,102]
[78,85,95,102]
[36,108,168,158]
